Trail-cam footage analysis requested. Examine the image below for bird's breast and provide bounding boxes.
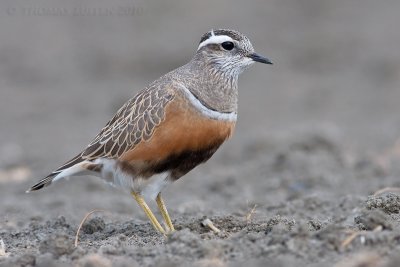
[120,93,236,178]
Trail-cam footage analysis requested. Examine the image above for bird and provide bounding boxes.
[27,29,272,234]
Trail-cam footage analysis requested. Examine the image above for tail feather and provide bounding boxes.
[26,154,97,193]
[53,154,84,173]
[26,172,59,192]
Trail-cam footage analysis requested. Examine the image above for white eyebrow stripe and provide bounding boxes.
[197,35,234,50]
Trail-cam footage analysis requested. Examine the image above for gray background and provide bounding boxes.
[2,0,400,167]
[1,1,400,266]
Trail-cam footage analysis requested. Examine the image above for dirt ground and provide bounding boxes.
[2,1,400,266]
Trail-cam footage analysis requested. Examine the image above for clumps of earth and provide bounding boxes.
[2,133,400,266]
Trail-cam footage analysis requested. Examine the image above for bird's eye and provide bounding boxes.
[221,41,234,51]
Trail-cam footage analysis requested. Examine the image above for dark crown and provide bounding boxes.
[199,29,246,44]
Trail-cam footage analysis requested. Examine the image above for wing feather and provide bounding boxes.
[50,86,175,174]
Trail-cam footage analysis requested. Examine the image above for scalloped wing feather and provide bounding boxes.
[33,86,175,187]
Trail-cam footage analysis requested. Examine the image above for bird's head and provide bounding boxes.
[196,29,272,76]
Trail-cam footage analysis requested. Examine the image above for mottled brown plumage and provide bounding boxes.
[28,29,272,234]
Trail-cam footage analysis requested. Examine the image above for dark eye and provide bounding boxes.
[221,41,234,51]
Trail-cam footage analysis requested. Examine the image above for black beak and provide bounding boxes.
[248,53,273,64]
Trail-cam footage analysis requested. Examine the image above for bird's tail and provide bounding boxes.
[26,172,58,192]
[26,154,96,193]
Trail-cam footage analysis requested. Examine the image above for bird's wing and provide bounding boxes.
[54,86,175,174]
[27,85,175,192]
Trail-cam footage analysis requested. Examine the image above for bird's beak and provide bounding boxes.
[248,53,273,64]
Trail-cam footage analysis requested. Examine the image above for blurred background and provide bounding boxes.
[1,0,400,219]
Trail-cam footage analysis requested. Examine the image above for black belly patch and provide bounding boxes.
[145,143,223,180]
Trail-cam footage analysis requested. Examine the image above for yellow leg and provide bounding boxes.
[156,193,175,233]
[131,191,166,234]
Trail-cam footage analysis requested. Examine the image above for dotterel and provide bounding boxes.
[28,29,272,234]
